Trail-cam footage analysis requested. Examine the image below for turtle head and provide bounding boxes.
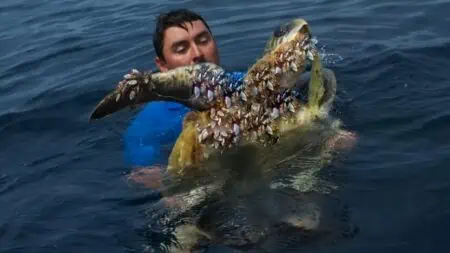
[264,18,312,54]
[261,18,336,112]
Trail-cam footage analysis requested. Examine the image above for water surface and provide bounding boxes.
[1,0,450,252]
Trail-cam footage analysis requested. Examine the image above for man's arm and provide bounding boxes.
[124,101,190,191]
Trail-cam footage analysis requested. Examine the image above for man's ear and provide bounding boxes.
[155,56,168,72]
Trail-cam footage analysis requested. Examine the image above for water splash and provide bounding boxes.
[311,37,345,66]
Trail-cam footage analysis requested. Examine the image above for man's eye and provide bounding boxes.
[198,35,210,44]
[175,46,187,53]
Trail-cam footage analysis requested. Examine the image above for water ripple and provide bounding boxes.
[1,1,450,253]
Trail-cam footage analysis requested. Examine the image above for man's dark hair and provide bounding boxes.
[153,9,211,61]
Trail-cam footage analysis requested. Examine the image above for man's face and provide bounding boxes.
[155,20,220,72]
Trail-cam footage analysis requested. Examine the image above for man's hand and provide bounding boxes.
[127,166,186,208]
[326,130,358,152]
[127,166,164,189]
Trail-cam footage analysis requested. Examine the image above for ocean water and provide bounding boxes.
[1,0,450,252]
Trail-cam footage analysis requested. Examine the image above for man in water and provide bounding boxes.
[125,8,356,191]
[125,9,230,189]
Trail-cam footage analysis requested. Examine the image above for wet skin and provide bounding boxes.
[155,20,220,72]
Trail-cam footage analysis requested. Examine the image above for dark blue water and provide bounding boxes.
[1,0,450,252]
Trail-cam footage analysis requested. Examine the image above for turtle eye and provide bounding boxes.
[273,22,292,38]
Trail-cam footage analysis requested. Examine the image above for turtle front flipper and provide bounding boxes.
[89,63,229,120]
[307,51,336,114]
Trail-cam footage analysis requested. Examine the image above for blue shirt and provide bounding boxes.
[123,71,246,167]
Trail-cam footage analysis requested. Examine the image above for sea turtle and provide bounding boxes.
[90,18,347,176]
[90,18,357,252]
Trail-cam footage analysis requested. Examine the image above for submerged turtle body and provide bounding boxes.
[195,187,357,252]
[145,143,358,253]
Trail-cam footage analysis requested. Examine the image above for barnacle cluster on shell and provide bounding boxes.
[195,105,279,150]
[194,31,318,151]
[190,63,248,111]
[245,32,313,100]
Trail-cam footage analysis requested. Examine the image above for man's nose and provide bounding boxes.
[191,44,205,63]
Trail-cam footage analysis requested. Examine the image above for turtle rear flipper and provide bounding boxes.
[248,190,358,253]
[196,196,271,250]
